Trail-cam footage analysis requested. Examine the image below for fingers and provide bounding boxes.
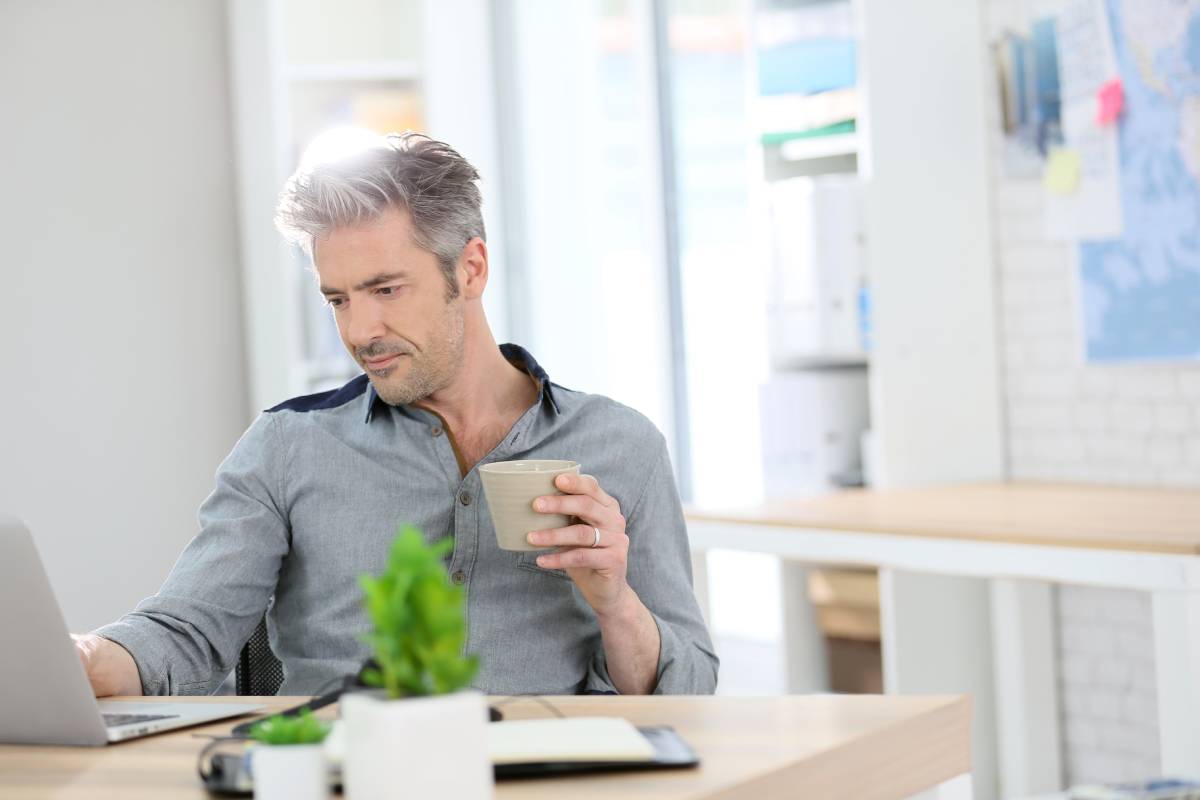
[535,474,623,531]
[529,473,629,576]
[527,523,603,549]
[553,472,616,508]
[534,527,630,571]
[533,492,612,525]
[537,548,604,570]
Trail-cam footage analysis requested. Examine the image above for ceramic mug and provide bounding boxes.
[478,460,580,551]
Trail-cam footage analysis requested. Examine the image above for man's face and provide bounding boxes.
[315,206,464,406]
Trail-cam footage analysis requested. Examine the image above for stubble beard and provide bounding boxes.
[363,301,466,407]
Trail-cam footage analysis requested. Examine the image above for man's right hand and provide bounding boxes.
[72,634,143,697]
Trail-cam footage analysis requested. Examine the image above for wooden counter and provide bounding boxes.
[686,482,1200,555]
[0,694,971,800]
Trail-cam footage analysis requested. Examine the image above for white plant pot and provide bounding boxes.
[252,743,328,800]
[341,689,494,800]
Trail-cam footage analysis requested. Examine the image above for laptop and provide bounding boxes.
[0,517,264,745]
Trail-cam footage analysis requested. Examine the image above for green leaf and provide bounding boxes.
[358,524,480,699]
[249,709,331,745]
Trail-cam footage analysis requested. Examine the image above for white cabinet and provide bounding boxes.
[765,174,868,370]
[749,0,871,493]
[856,0,1004,488]
[751,0,1005,491]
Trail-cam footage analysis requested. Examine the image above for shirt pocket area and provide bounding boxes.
[515,550,574,582]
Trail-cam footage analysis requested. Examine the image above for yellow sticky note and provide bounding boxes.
[1044,148,1082,194]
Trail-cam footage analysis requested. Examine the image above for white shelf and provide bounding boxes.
[778,133,858,162]
[287,60,421,83]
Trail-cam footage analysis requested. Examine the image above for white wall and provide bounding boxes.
[982,0,1200,783]
[0,1,250,632]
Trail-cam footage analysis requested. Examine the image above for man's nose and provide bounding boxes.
[345,303,387,349]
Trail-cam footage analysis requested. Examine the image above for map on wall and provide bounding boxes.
[1078,0,1200,362]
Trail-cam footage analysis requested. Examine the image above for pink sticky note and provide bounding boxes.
[1097,79,1124,125]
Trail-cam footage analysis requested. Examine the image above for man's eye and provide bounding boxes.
[377,286,399,296]
[326,297,345,308]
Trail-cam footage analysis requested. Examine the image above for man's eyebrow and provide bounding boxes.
[319,271,410,295]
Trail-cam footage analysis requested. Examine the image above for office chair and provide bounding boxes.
[235,616,284,696]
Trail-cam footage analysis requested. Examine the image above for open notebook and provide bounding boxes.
[487,717,700,779]
[488,717,655,764]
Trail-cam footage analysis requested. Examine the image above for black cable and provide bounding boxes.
[229,675,354,736]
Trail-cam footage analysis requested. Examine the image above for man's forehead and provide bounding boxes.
[312,210,434,289]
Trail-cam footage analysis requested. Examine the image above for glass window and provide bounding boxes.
[499,1,678,456]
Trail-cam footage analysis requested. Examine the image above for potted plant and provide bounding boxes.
[341,525,493,799]
[249,709,332,800]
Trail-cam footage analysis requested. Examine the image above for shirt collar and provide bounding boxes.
[363,342,560,424]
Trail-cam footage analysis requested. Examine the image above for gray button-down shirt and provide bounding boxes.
[97,345,717,696]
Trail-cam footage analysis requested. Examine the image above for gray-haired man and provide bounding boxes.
[75,133,718,697]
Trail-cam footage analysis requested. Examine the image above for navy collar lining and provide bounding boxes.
[363,343,559,424]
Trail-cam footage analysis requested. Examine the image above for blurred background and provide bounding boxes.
[2,0,1198,794]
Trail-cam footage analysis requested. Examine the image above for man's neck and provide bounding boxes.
[416,332,538,441]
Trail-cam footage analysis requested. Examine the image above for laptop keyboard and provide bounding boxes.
[102,712,179,728]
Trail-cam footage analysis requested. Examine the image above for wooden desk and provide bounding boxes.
[0,694,971,800]
[685,482,1200,799]
[688,482,1200,555]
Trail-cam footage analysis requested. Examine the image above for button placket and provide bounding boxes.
[450,474,481,593]
[419,411,460,487]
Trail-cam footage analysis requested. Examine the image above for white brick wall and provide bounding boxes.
[984,0,1200,784]
[1056,586,1161,783]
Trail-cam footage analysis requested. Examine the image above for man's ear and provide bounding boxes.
[458,237,489,300]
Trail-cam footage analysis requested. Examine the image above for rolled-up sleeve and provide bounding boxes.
[585,436,719,694]
[94,413,290,695]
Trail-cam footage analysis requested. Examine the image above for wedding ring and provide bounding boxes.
[591,527,601,548]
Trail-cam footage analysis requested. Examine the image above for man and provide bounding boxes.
[74,133,717,697]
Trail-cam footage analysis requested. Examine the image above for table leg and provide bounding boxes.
[780,561,829,693]
[990,579,1062,796]
[880,568,998,800]
[1152,590,1200,778]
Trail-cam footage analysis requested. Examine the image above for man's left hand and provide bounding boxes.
[528,473,633,618]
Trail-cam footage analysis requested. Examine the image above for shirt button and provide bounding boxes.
[459,491,472,506]
[451,570,467,585]
[431,426,442,437]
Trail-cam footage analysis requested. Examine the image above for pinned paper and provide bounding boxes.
[1044,148,1082,194]
[1096,78,1124,125]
